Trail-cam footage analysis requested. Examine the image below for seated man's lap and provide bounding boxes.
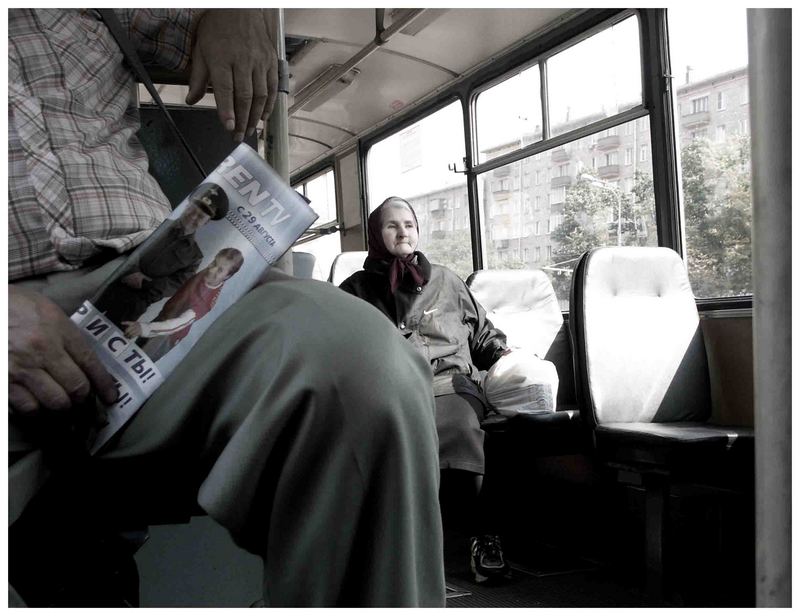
[12,276,439,531]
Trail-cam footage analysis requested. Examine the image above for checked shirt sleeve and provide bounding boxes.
[117,9,203,71]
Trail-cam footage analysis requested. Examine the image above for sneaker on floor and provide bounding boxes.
[469,534,509,583]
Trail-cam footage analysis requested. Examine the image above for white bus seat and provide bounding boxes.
[292,251,316,280]
[328,251,367,286]
[569,246,754,598]
[467,269,586,456]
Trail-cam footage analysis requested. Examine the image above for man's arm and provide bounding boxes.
[185,9,279,142]
[9,286,118,415]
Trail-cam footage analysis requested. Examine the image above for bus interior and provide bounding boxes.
[10,7,791,609]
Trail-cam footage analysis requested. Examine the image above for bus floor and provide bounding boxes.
[440,463,756,608]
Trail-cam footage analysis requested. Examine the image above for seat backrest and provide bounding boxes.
[570,247,711,427]
[328,251,368,285]
[467,269,562,356]
[292,251,316,279]
[467,269,577,410]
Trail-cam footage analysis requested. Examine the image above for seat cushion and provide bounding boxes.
[595,422,754,483]
[482,409,588,457]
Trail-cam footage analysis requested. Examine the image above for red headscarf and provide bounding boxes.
[367,197,428,294]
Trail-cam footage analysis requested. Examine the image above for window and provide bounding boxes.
[523,248,530,261]
[367,101,471,278]
[639,145,648,161]
[550,186,567,204]
[691,96,709,114]
[292,168,340,281]
[669,6,752,298]
[549,16,642,136]
[535,246,541,261]
[546,245,552,260]
[738,118,749,134]
[399,126,422,172]
[475,64,543,164]
[476,19,654,298]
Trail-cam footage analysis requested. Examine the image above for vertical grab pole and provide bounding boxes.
[266,8,294,275]
[748,8,791,608]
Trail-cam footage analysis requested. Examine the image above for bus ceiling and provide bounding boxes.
[284,8,577,175]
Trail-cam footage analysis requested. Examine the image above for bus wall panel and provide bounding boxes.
[700,316,754,428]
[336,150,366,252]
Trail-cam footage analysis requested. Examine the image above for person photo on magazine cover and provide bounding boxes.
[122,247,244,362]
[95,183,229,327]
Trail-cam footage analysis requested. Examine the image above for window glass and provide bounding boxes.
[669,7,752,298]
[293,168,341,280]
[478,118,656,308]
[475,65,543,164]
[548,16,642,137]
[366,101,471,278]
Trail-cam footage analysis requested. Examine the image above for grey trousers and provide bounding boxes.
[9,272,446,606]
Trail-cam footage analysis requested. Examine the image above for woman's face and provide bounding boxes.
[380,205,418,257]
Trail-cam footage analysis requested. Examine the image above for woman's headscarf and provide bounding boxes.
[367,197,428,294]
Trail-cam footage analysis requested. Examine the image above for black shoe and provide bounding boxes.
[469,535,509,583]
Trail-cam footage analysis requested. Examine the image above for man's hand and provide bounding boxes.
[185,9,279,142]
[121,272,150,289]
[9,286,118,416]
[122,321,143,339]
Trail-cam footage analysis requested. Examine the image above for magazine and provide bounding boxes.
[70,143,318,454]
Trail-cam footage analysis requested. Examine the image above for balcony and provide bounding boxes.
[550,175,573,189]
[597,164,620,179]
[596,134,621,150]
[683,110,711,127]
[551,147,570,162]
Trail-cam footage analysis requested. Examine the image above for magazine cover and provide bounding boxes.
[70,143,318,453]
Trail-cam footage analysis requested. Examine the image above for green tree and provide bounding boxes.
[682,135,752,297]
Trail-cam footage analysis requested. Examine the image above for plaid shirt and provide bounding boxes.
[8,9,202,280]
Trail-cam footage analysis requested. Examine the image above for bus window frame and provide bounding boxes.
[354,8,752,306]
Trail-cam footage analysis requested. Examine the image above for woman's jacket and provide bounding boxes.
[339,252,508,395]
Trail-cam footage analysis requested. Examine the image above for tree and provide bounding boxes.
[681,135,752,297]
[548,173,657,299]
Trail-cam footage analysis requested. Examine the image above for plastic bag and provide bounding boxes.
[483,350,559,416]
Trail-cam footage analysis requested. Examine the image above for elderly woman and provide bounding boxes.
[339,196,510,583]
